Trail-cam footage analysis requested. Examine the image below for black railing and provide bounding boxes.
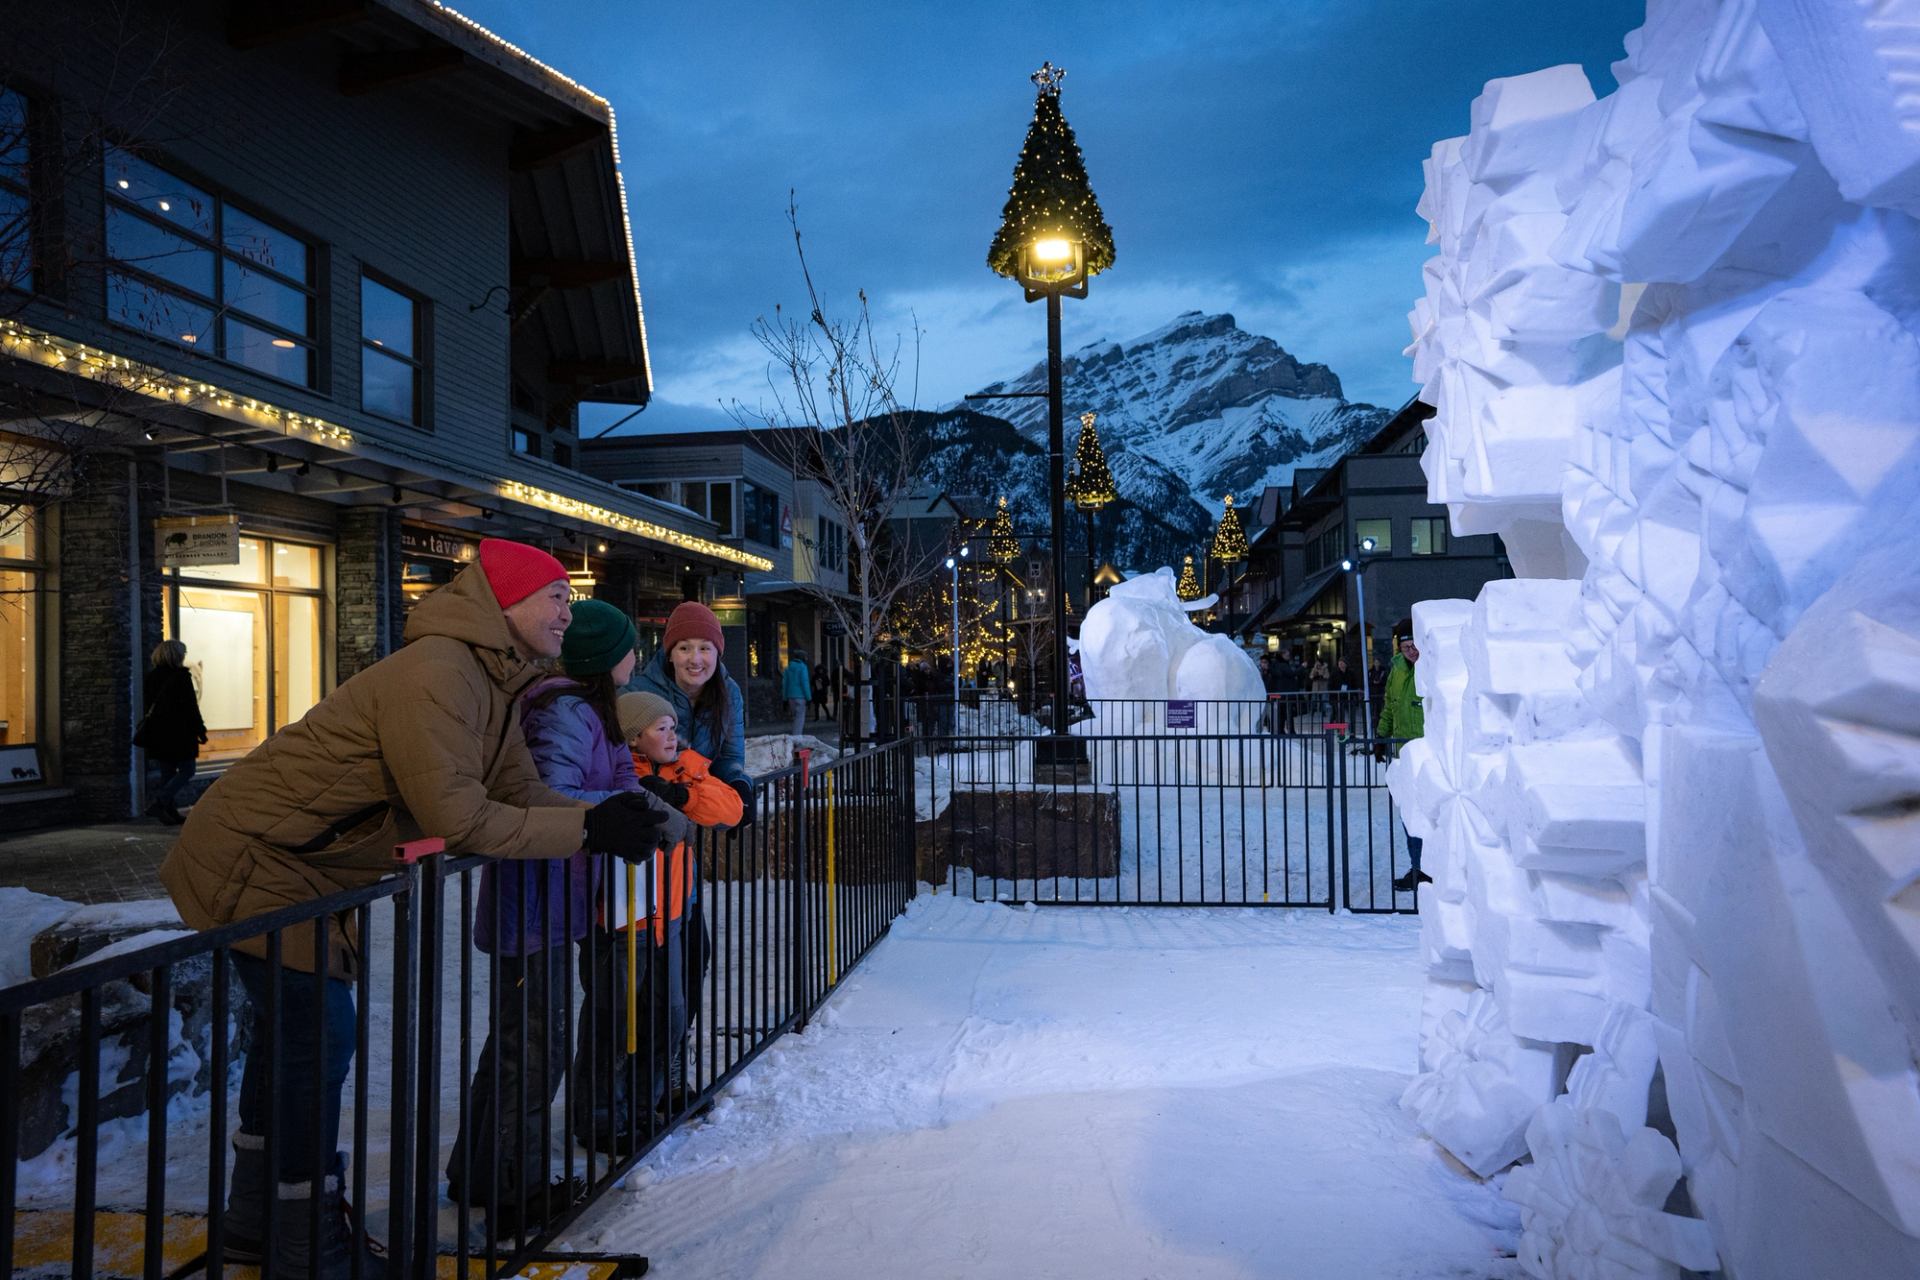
[2,738,914,1279]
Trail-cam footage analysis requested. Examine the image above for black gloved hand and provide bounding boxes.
[583,793,669,862]
[637,774,691,811]
[729,778,755,828]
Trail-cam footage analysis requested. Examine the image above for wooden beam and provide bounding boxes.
[339,47,465,96]
[227,2,368,50]
[549,360,647,386]
[509,124,604,171]
[512,257,626,289]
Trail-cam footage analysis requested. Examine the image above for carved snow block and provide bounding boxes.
[1755,0,1920,217]
[1504,738,1646,876]
[1462,64,1597,185]
[1400,989,1561,1177]
[1465,579,1583,697]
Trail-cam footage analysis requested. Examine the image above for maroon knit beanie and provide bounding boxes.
[661,601,725,655]
[479,538,569,609]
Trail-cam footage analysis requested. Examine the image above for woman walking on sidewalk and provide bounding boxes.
[136,639,207,825]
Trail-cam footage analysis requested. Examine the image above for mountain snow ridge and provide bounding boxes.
[920,312,1390,573]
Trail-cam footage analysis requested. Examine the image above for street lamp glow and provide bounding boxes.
[945,556,956,570]
[1341,558,1355,572]
[1030,237,1074,264]
[1360,536,1377,553]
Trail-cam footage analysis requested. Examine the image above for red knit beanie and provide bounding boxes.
[478,538,569,609]
[661,601,725,655]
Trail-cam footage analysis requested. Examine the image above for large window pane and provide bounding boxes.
[173,585,266,759]
[0,512,37,559]
[361,276,415,356]
[273,594,320,727]
[271,541,321,589]
[104,146,213,238]
[226,261,308,333]
[1355,518,1392,554]
[0,88,26,181]
[363,347,417,423]
[106,206,215,298]
[108,272,215,348]
[225,317,312,385]
[0,184,27,293]
[0,566,38,745]
[223,205,308,284]
[1410,517,1448,556]
[178,536,265,585]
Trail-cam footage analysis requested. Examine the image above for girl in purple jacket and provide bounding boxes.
[446,599,674,1237]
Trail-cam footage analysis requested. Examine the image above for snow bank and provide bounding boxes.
[1403,6,1920,1275]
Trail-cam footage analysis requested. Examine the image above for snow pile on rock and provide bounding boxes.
[1399,3,1920,1275]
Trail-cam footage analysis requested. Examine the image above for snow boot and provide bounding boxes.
[451,1174,588,1243]
[271,1176,386,1280]
[219,1134,269,1262]
[1391,869,1433,892]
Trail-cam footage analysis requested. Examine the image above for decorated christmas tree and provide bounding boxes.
[1176,554,1203,602]
[987,495,1022,564]
[1068,412,1116,510]
[1209,494,1248,565]
[987,63,1116,282]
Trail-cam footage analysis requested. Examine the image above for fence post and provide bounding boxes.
[1328,730,1342,914]
[791,751,812,1032]
[411,847,449,1266]
[0,1011,19,1274]
[385,856,422,1278]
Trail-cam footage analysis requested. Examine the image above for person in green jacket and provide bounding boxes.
[1376,619,1429,892]
[783,648,812,738]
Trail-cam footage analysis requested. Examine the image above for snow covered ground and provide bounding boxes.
[557,893,1522,1279]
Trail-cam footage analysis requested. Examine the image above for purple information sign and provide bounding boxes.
[1166,700,1196,729]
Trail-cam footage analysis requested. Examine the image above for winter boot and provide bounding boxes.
[1391,868,1433,892]
[219,1134,269,1262]
[271,1176,387,1280]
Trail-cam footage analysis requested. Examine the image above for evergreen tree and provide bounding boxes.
[987,495,1022,564]
[1068,411,1116,510]
[1209,494,1248,564]
[987,63,1116,281]
[1176,555,1203,601]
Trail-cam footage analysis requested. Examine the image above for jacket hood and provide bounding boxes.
[404,562,539,691]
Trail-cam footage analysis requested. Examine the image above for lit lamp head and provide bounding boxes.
[1341,558,1355,572]
[1016,235,1088,299]
[1360,536,1377,554]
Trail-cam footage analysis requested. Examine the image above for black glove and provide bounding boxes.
[729,778,755,827]
[583,793,669,862]
[637,774,691,811]
[1373,744,1391,764]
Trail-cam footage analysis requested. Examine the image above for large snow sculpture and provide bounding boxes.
[1397,4,1920,1276]
[1077,568,1263,708]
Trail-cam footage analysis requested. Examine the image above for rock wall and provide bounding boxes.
[1396,3,1920,1276]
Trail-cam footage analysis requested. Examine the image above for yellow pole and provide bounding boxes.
[826,773,838,985]
[626,861,639,1055]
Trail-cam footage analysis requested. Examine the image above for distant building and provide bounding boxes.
[0,1,767,830]
[1229,398,1510,669]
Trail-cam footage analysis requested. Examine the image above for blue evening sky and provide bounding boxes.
[452,1,1644,432]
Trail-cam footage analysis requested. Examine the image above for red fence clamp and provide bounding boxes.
[393,837,446,864]
[796,747,812,790]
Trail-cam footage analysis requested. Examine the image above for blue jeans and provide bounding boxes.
[231,952,356,1187]
[1405,832,1424,873]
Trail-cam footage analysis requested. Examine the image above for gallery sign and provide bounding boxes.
[1165,699,1196,729]
[155,514,240,568]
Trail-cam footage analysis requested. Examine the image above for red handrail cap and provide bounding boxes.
[394,837,447,864]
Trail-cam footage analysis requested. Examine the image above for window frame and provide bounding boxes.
[1410,516,1449,556]
[359,269,428,428]
[101,144,320,389]
[1354,517,1393,555]
[1,85,35,297]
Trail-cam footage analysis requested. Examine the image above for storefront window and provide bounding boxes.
[165,534,326,760]
[0,511,43,757]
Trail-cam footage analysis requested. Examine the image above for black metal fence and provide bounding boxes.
[905,697,1420,914]
[2,739,913,1279]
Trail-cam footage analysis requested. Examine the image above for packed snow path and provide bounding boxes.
[561,893,1523,1278]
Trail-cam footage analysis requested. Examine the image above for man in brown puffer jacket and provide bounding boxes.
[161,538,680,1277]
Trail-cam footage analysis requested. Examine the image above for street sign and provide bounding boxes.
[1166,700,1196,729]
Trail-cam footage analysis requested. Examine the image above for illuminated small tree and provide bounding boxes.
[1177,555,1202,602]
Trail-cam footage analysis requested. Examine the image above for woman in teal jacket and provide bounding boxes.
[782,649,812,737]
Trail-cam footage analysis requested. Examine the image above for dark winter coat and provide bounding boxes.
[474,676,653,956]
[629,650,748,788]
[138,665,206,761]
[159,563,591,977]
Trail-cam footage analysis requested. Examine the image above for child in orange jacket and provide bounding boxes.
[569,690,742,1155]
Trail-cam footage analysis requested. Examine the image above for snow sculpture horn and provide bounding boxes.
[1397,4,1920,1276]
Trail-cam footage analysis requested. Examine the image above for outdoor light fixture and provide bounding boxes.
[1017,236,1087,299]
[1342,538,1386,736]
[947,544,970,708]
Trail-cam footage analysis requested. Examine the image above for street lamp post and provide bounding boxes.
[1341,536,1380,738]
[981,60,1115,759]
[944,544,970,710]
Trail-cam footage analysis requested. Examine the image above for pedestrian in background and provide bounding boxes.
[1376,619,1430,892]
[136,639,207,825]
[783,647,812,738]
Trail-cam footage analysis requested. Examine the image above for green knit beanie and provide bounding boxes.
[561,599,637,676]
